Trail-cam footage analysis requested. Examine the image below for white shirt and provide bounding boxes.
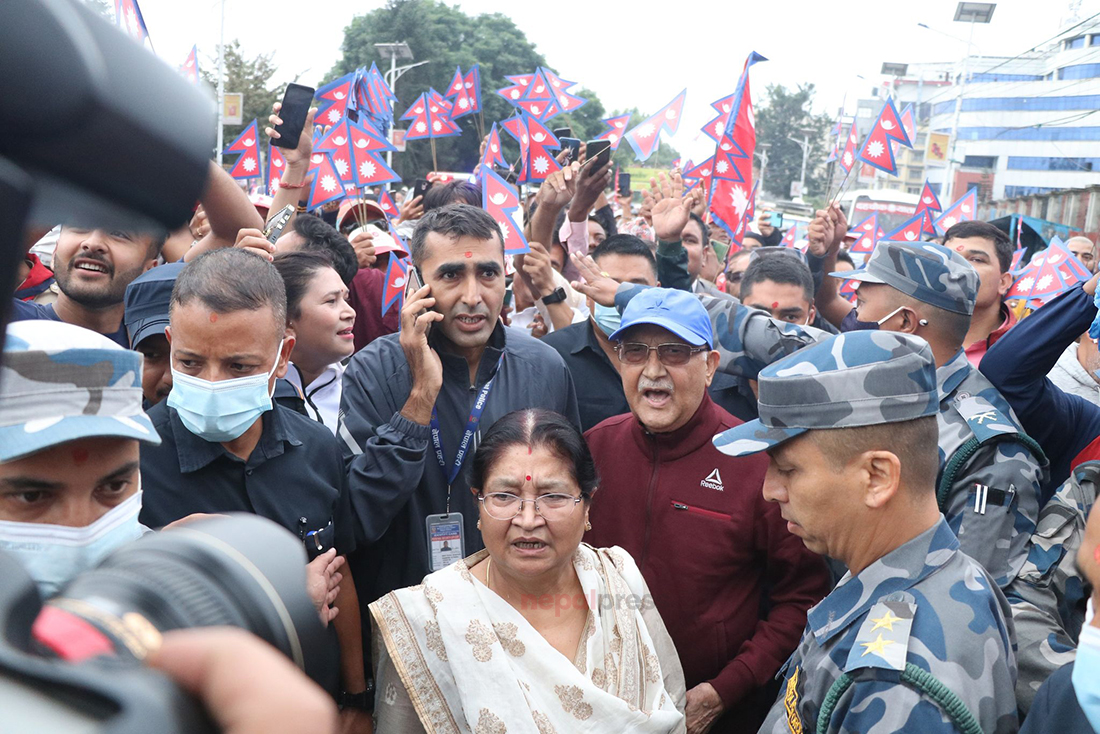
[285,361,345,435]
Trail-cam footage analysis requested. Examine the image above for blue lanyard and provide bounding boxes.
[429,355,503,512]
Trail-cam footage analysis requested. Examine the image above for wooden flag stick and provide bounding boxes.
[829,163,856,206]
[430,137,438,173]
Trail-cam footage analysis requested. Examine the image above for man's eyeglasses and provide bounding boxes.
[479,492,583,521]
[616,342,708,366]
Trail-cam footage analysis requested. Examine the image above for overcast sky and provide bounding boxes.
[139,0,1095,162]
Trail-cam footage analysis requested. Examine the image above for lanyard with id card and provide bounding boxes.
[426,355,502,572]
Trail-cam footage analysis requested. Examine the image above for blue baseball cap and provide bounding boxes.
[124,262,185,349]
[608,287,714,348]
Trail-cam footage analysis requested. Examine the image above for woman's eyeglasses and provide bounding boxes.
[478,492,582,521]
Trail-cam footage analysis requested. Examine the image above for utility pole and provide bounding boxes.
[943,19,975,203]
[787,134,811,202]
[215,0,226,164]
[755,144,770,196]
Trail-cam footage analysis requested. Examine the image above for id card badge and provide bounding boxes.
[426,513,464,572]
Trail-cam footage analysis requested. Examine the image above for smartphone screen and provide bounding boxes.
[553,127,573,139]
[586,140,611,171]
[271,83,315,150]
[617,172,631,196]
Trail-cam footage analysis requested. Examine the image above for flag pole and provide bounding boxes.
[829,163,856,206]
[430,137,438,173]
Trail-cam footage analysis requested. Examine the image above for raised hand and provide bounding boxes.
[266,102,317,173]
[569,252,619,307]
[234,227,275,262]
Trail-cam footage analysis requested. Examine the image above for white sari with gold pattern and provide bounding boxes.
[370,544,687,733]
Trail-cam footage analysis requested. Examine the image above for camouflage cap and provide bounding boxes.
[712,331,938,457]
[0,321,160,463]
[830,240,978,315]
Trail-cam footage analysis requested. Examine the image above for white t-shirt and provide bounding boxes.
[285,361,345,435]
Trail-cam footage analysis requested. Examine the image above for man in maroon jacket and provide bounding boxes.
[584,287,831,734]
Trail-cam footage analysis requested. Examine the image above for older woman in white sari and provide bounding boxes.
[370,409,686,733]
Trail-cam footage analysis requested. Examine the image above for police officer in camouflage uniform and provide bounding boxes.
[829,241,1047,589]
[1007,461,1097,712]
[714,331,1018,734]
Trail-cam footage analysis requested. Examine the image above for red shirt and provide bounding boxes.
[965,302,1017,367]
[347,267,399,353]
[584,396,830,727]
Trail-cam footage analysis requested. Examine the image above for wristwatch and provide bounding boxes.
[539,286,568,305]
[339,681,374,711]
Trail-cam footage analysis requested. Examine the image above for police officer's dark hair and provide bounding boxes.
[943,220,1012,274]
[272,251,339,322]
[410,203,503,267]
[171,249,286,335]
[740,255,814,303]
[886,287,972,349]
[470,409,598,502]
[686,212,710,249]
[812,415,939,492]
[291,213,358,286]
[422,180,481,212]
[591,234,657,281]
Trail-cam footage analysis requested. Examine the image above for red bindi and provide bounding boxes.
[771,302,779,309]
[209,312,218,322]
[525,475,532,482]
[71,448,90,465]
[464,251,473,258]
[955,245,965,252]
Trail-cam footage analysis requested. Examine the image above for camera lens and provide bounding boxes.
[38,514,336,692]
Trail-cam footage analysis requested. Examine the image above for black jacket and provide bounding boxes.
[338,322,580,601]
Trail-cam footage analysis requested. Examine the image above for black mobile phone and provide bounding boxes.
[617,172,631,196]
[553,127,573,139]
[560,137,581,163]
[586,140,612,171]
[271,83,315,150]
[412,178,432,201]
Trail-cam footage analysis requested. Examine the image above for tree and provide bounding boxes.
[201,40,284,146]
[331,0,626,179]
[754,84,833,200]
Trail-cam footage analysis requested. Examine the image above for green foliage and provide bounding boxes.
[754,84,834,199]
[201,40,283,146]
[330,0,677,180]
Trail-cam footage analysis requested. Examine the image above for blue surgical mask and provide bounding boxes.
[167,341,283,442]
[1074,622,1100,732]
[0,491,146,598]
[592,303,622,337]
[840,305,905,332]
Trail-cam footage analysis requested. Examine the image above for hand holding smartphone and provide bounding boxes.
[271,83,315,149]
[585,140,612,173]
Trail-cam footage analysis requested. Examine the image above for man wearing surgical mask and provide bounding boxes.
[544,235,757,430]
[0,320,157,598]
[137,249,373,728]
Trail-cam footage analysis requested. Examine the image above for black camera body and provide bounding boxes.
[0,515,337,733]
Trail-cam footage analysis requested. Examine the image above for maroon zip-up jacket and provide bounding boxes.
[584,395,831,727]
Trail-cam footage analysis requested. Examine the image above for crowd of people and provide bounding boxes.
[4,97,1100,734]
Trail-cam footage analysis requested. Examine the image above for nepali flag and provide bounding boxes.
[114,0,153,50]
[884,211,931,243]
[849,214,885,255]
[595,114,633,151]
[781,225,799,248]
[315,122,356,183]
[341,119,399,186]
[223,120,262,180]
[838,278,859,304]
[180,45,199,85]
[709,52,765,241]
[381,253,410,317]
[266,143,287,196]
[480,123,508,170]
[445,66,479,118]
[915,181,943,218]
[501,113,561,184]
[401,93,461,140]
[481,165,529,255]
[702,93,737,144]
[306,154,346,211]
[496,73,534,104]
[1046,236,1093,283]
[1008,250,1072,303]
[899,104,916,150]
[377,190,399,219]
[463,65,484,116]
[933,189,978,234]
[623,89,687,162]
[315,73,355,127]
[728,182,759,257]
[513,68,562,122]
[683,157,714,194]
[838,120,860,174]
[541,68,587,115]
[857,96,912,176]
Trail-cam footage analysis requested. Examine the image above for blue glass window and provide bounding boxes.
[1058,64,1100,80]
[1007,157,1098,171]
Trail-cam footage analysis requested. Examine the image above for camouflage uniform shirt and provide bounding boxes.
[935,348,1047,588]
[760,517,1019,734]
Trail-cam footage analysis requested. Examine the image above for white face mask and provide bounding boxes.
[0,491,146,598]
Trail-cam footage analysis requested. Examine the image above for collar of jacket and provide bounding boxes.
[936,348,971,397]
[430,319,507,386]
[628,392,721,461]
[806,516,959,645]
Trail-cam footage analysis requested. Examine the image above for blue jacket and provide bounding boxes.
[981,285,1100,496]
[1019,662,1096,733]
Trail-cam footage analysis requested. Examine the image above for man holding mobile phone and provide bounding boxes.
[338,205,581,603]
[754,208,785,247]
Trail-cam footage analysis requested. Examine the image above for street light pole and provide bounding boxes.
[787,134,811,201]
[943,19,975,203]
[755,144,770,196]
